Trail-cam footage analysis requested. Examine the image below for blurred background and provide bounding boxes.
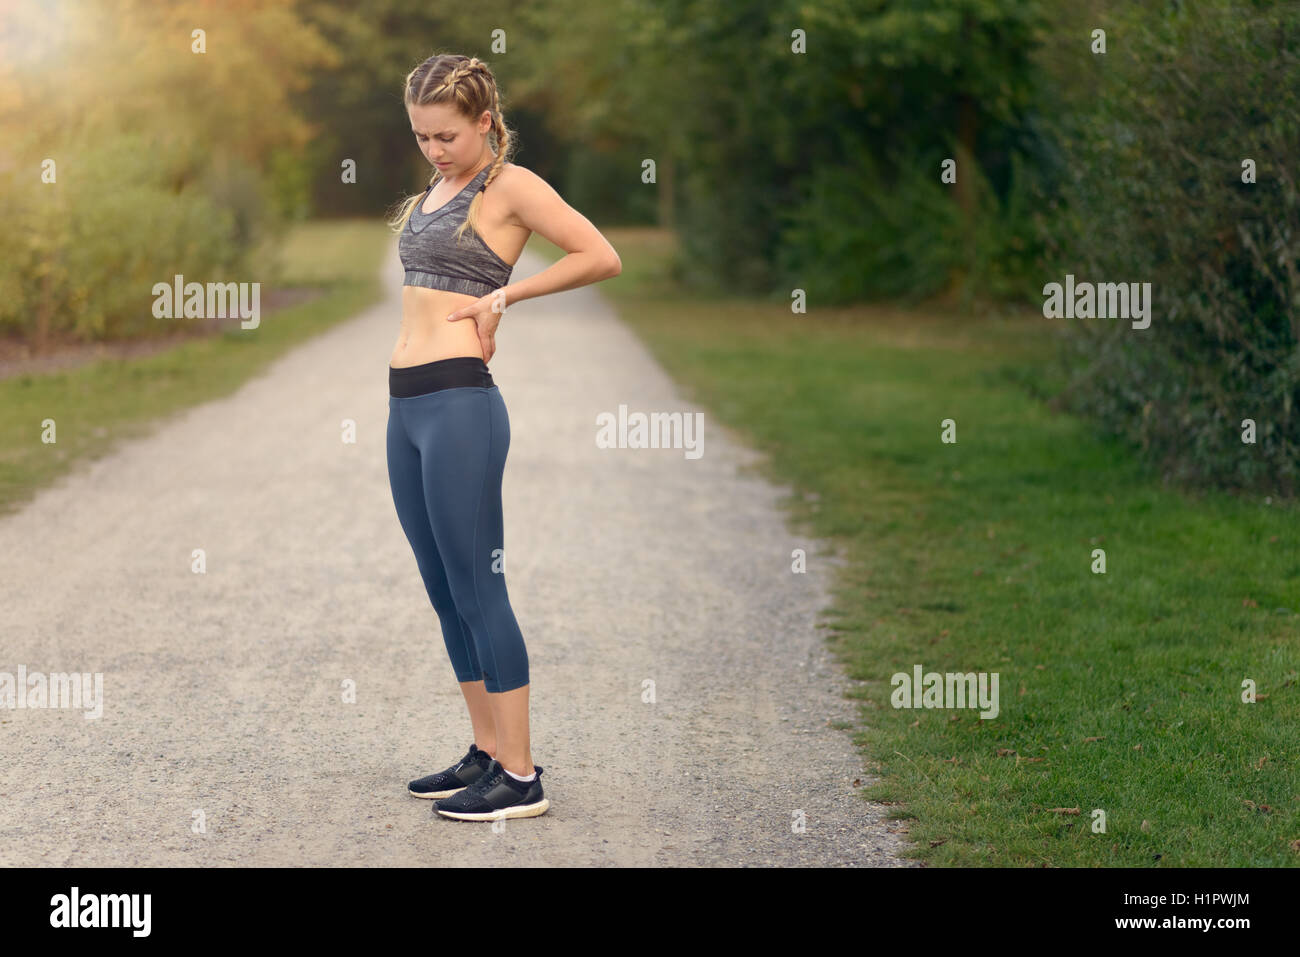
[1,0,1297,866]
[3,0,1297,499]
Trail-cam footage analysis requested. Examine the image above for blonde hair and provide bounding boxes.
[387,54,515,246]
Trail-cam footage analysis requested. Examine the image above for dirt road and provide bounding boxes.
[0,242,916,866]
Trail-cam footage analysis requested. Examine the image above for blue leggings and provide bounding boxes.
[386,357,529,693]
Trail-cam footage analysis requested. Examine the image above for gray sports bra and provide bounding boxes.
[398,164,514,298]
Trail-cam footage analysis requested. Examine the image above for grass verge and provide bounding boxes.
[596,226,1300,867]
[0,220,391,518]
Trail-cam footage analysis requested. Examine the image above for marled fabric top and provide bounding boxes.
[398,163,514,298]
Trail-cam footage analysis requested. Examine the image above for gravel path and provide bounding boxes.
[0,241,917,866]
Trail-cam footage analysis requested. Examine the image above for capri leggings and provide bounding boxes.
[386,356,529,693]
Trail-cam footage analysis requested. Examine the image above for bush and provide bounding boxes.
[775,143,1049,307]
[1044,0,1300,497]
[0,129,251,342]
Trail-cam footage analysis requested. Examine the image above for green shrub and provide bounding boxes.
[0,128,261,342]
[1045,0,1300,497]
[775,143,1049,306]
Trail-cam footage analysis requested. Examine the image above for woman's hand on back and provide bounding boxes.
[445,289,507,364]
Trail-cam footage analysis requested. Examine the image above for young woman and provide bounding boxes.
[385,53,621,821]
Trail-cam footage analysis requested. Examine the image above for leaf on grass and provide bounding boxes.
[1083,736,1104,742]
[1048,807,1081,815]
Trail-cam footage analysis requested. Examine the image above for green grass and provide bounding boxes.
[0,219,392,518]
[598,227,1300,867]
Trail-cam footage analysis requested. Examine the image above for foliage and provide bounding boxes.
[1043,0,1300,496]
[0,0,335,341]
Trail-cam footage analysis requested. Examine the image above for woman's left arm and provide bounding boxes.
[444,166,622,361]
[448,167,620,317]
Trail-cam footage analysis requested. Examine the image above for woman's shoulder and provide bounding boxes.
[493,161,532,183]
[486,162,546,201]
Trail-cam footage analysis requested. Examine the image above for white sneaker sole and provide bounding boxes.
[409,785,467,799]
[435,798,550,821]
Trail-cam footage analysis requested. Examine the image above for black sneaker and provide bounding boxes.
[434,759,549,821]
[408,743,494,799]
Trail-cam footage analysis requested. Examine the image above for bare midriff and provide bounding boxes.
[390,287,491,367]
[390,167,530,369]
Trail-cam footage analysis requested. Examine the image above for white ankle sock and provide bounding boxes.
[504,767,536,783]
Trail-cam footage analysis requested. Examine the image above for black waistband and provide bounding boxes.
[389,356,494,397]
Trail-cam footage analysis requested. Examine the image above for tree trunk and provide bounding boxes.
[658,150,675,232]
[950,92,979,306]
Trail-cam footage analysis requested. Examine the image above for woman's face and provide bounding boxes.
[408,102,489,176]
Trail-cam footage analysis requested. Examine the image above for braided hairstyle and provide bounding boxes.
[387,54,515,246]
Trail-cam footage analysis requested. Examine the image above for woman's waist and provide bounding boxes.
[396,297,481,346]
[390,334,484,366]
